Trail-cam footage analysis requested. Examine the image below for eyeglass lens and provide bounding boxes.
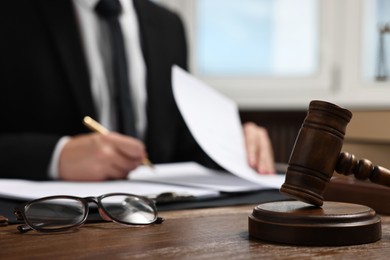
[101,195,157,224]
[24,198,86,231]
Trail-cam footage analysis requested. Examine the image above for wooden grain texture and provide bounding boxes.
[281,100,353,206]
[336,152,390,188]
[249,201,381,246]
[324,176,390,215]
[1,205,390,259]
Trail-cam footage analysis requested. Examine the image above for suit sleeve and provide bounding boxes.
[0,134,61,180]
[0,0,91,180]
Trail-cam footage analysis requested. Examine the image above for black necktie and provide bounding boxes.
[95,0,137,137]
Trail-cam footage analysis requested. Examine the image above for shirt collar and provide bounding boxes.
[73,0,134,15]
[73,0,103,10]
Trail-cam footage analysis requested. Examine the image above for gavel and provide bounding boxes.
[280,100,390,207]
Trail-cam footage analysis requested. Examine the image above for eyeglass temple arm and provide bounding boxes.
[14,209,33,233]
[17,224,33,233]
[154,217,164,224]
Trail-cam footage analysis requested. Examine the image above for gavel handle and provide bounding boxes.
[335,152,390,187]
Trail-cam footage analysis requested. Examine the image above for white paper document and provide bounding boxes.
[172,66,284,188]
[0,162,284,202]
[131,162,284,193]
[0,178,219,201]
[0,162,284,203]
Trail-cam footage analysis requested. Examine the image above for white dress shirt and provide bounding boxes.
[49,0,147,178]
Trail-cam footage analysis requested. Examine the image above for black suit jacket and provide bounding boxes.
[0,0,216,180]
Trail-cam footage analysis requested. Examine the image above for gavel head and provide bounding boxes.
[280,100,353,207]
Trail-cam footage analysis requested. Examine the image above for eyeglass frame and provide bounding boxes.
[14,193,164,233]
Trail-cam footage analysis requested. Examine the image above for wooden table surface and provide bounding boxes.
[1,204,390,259]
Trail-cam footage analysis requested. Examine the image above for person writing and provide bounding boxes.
[0,0,275,181]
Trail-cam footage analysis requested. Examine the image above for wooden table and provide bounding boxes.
[1,204,390,259]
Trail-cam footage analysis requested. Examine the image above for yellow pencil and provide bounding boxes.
[83,116,154,169]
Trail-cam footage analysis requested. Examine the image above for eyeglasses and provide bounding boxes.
[14,193,163,233]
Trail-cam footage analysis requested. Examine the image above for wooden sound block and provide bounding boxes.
[248,201,381,246]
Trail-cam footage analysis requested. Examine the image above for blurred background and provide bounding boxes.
[155,0,390,168]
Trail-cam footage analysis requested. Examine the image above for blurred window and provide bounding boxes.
[196,0,319,77]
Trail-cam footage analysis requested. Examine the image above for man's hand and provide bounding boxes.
[243,122,275,174]
[59,132,146,181]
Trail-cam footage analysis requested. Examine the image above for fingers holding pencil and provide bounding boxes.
[59,130,146,181]
[83,116,154,169]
